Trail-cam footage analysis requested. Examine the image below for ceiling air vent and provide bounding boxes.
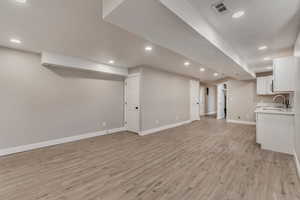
[212,1,229,14]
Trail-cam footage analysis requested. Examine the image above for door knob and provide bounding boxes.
[135,106,139,110]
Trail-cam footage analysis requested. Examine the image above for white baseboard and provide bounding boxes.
[0,127,126,157]
[205,112,217,115]
[294,150,300,179]
[226,119,256,125]
[139,120,191,136]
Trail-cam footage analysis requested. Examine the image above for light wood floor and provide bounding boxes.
[1,118,300,200]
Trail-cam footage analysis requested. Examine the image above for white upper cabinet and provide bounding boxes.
[273,57,298,92]
[257,76,273,95]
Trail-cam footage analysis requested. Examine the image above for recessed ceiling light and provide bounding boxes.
[184,62,190,67]
[232,10,245,19]
[263,57,271,61]
[109,60,115,64]
[213,73,219,77]
[258,45,268,51]
[200,68,206,72]
[10,38,21,44]
[145,46,153,51]
[16,0,26,3]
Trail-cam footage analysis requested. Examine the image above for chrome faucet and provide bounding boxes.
[273,95,287,108]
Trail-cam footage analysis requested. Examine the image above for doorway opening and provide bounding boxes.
[217,83,227,120]
[203,85,217,118]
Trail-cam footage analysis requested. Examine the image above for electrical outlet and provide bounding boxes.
[102,122,107,127]
[155,120,160,125]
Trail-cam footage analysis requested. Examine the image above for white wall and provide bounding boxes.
[0,47,124,149]
[227,80,256,122]
[294,33,300,169]
[227,80,274,123]
[140,67,190,131]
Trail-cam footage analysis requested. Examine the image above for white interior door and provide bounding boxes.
[125,74,140,133]
[217,84,225,119]
[190,80,200,121]
[199,86,206,116]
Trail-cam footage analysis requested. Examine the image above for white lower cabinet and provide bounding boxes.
[256,113,294,155]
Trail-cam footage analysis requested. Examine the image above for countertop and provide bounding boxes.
[255,107,295,116]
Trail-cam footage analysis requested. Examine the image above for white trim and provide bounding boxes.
[294,150,300,179]
[139,120,191,136]
[227,119,256,125]
[0,127,126,157]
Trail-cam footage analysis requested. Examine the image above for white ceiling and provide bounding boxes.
[1,0,299,81]
[0,0,225,82]
[188,0,300,72]
[103,0,255,80]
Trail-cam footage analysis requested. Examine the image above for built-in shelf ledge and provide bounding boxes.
[41,52,128,77]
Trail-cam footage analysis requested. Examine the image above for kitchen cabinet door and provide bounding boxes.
[273,57,297,92]
[256,113,294,155]
[257,76,273,95]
